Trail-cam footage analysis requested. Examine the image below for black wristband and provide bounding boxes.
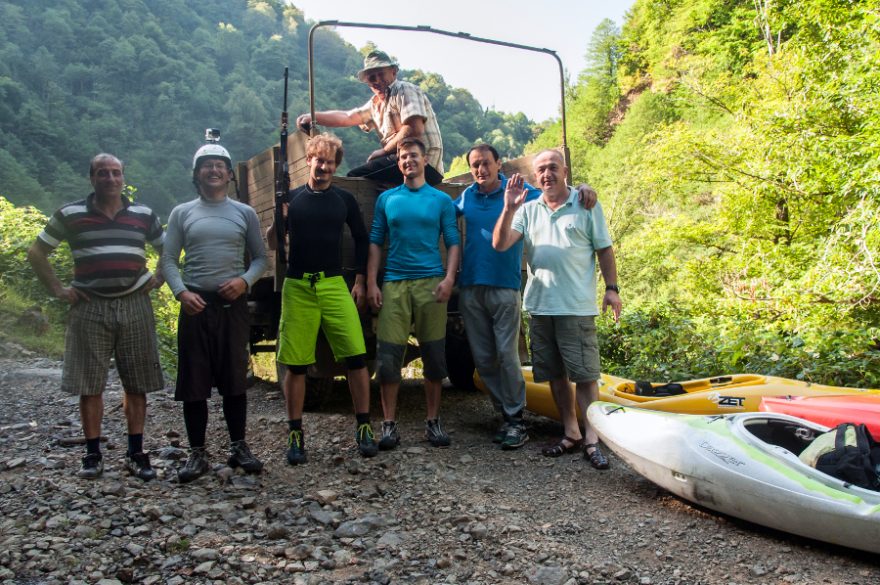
[605,284,620,293]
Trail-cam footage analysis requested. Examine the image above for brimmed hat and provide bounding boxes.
[357,50,399,82]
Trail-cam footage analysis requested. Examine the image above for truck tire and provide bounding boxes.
[275,361,333,411]
[445,316,476,391]
[304,376,333,411]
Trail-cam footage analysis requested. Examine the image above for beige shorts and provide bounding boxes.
[61,291,164,396]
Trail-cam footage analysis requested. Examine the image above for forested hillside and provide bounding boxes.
[0,0,539,217]
[533,0,880,384]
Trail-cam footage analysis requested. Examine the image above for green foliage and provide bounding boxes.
[534,0,880,386]
[1,1,538,218]
[0,194,179,371]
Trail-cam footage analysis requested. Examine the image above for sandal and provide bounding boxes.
[542,436,583,457]
[583,442,610,470]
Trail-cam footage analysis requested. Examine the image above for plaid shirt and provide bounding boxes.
[349,79,444,172]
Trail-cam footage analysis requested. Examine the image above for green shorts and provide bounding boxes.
[529,315,600,384]
[377,277,447,345]
[277,274,366,366]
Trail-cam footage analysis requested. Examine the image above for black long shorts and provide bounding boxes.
[174,293,249,401]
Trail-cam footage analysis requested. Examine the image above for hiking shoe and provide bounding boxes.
[492,422,509,444]
[356,423,378,458]
[286,430,307,465]
[228,440,263,474]
[77,453,104,479]
[500,422,529,450]
[178,448,209,483]
[378,421,400,451]
[425,418,451,448]
[125,451,157,481]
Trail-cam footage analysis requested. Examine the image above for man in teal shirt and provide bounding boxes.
[367,137,460,449]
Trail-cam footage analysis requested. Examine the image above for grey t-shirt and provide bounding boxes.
[160,196,267,297]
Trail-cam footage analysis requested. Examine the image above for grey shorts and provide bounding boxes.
[61,290,164,396]
[529,315,600,384]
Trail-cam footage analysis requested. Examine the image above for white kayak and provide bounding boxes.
[587,402,880,553]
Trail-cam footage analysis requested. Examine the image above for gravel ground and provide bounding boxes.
[0,345,878,585]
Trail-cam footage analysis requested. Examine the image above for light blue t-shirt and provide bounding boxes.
[370,183,460,282]
[512,186,612,315]
[454,173,541,290]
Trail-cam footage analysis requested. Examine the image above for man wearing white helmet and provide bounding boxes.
[296,50,444,186]
[160,137,268,483]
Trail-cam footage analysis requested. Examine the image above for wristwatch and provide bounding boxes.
[605,284,620,293]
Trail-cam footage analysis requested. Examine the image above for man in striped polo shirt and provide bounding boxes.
[28,153,166,481]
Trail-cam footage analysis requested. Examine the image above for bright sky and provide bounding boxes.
[290,0,635,121]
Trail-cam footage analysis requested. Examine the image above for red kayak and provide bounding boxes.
[759,395,880,437]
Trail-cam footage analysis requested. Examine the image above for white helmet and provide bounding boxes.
[192,143,233,171]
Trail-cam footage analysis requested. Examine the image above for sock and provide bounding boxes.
[355,412,370,426]
[183,400,208,449]
[85,437,101,456]
[288,419,302,432]
[127,433,144,455]
[222,394,247,443]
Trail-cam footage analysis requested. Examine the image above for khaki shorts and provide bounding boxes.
[377,277,447,344]
[529,315,600,384]
[375,277,448,383]
[61,291,164,396]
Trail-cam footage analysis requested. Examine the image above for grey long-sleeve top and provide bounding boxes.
[160,196,267,297]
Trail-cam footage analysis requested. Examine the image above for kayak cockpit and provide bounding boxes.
[740,415,821,459]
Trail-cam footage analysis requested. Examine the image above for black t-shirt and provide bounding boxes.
[285,184,368,276]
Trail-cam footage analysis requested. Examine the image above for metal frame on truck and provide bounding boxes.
[241,21,570,406]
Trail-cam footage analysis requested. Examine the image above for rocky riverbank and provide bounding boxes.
[0,347,877,585]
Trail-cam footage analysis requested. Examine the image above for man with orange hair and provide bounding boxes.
[266,133,377,465]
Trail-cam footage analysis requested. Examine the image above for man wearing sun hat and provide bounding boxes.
[296,49,444,185]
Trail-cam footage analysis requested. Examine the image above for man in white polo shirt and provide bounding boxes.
[493,149,621,469]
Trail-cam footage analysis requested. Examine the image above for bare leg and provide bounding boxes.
[80,395,104,439]
[122,392,146,435]
[575,380,600,446]
[347,366,371,414]
[549,378,582,441]
[284,371,306,420]
[424,378,442,420]
[380,381,400,421]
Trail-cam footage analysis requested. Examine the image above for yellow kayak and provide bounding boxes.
[476,369,880,420]
[475,367,631,421]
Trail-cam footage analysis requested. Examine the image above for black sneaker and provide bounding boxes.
[77,453,104,479]
[286,430,307,465]
[356,423,378,458]
[178,448,209,483]
[378,421,400,451]
[425,418,451,448]
[125,451,157,481]
[492,422,509,444]
[228,440,263,474]
[500,422,529,450]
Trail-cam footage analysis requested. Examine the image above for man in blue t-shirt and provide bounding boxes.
[455,144,596,450]
[367,138,460,449]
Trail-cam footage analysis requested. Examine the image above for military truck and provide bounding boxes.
[236,21,571,405]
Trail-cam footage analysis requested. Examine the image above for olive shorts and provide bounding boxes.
[529,315,600,384]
